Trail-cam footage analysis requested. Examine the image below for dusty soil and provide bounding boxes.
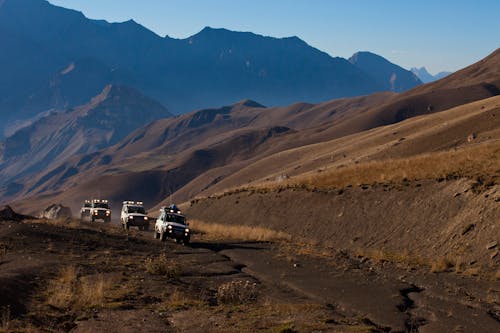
[188,179,500,276]
[1,214,499,332]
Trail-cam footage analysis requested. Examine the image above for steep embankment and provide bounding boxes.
[187,178,499,274]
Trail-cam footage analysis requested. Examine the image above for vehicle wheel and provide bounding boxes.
[160,231,166,242]
[183,236,190,245]
[144,224,150,231]
[154,228,160,239]
[105,218,111,223]
[125,223,129,230]
[91,216,95,223]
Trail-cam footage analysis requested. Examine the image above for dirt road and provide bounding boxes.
[1,219,498,332]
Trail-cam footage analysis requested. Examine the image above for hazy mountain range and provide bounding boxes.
[2,47,498,208]
[411,67,451,83]
[0,0,421,137]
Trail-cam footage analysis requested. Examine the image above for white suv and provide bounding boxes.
[89,199,111,222]
[121,201,150,231]
[154,205,190,244]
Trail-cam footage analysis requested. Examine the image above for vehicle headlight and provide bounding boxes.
[106,210,110,215]
[168,225,172,229]
[144,216,148,220]
[128,216,133,219]
[94,211,98,215]
[185,228,190,233]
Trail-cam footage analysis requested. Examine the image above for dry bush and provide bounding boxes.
[0,243,9,262]
[47,266,79,308]
[159,289,205,311]
[191,219,291,242]
[216,280,258,305]
[430,258,455,273]
[145,254,181,278]
[1,306,10,332]
[46,266,113,310]
[78,275,112,308]
[263,141,500,190]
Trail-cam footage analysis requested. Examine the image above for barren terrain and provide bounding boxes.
[0,213,498,332]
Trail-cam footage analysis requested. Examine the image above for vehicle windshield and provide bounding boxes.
[165,213,186,225]
[83,203,91,208]
[93,203,109,209]
[127,206,145,214]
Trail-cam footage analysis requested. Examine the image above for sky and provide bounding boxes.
[48,0,500,74]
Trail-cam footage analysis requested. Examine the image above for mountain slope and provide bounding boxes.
[0,85,171,189]
[349,51,422,92]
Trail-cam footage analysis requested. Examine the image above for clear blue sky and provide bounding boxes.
[49,0,500,73]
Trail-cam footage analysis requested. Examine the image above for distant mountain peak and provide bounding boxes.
[235,99,266,108]
[349,51,422,92]
[411,67,451,83]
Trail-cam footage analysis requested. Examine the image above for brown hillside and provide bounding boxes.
[5,49,500,212]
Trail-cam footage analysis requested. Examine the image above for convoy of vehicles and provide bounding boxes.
[79,199,190,245]
[121,201,150,230]
[154,204,190,245]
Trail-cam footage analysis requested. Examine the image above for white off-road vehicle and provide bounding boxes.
[80,200,92,220]
[89,199,111,222]
[121,201,150,230]
[154,204,190,245]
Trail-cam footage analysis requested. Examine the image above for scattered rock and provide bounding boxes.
[486,241,498,250]
[491,251,498,260]
[39,204,73,220]
[275,174,289,182]
[0,205,34,222]
[461,224,475,236]
[467,133,477,142]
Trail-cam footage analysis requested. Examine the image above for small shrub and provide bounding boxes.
[145,254,180,278]
[46,266,113,310]
[47,266,79,308]
[430,258,454,273]
[216,280,258,305]
[272,323,298,333]
[1,305,10,332]
[78,275,111,308]
[160,290,205,311]
[0,243,8,262]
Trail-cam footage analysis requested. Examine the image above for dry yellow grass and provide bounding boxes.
[158,289,206,311]
[201,141,499,201]
[46,266,113,310]
[287,140,499,189]
[190,219,291,242]
[144,254,181,278]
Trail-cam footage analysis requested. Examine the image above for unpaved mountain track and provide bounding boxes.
[1,219,498,332]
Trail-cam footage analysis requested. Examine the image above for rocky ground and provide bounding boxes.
[0,215,498,332]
